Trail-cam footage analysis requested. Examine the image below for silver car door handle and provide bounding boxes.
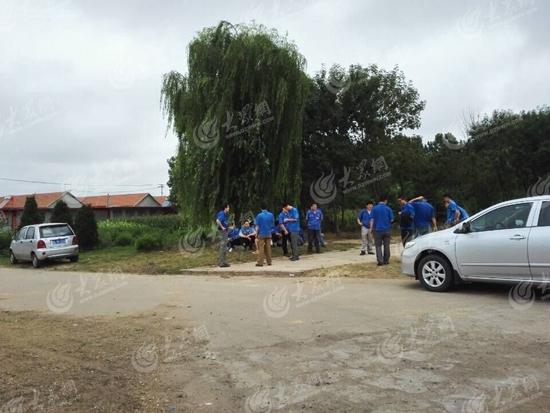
[509,234,526,240]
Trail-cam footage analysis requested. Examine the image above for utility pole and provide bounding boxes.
[159,184,164,196]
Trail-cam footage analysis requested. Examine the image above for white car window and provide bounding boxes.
[470,203,532,232]
[25,227,35,240]
[538,201,550,227]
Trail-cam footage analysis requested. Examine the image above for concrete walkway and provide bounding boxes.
[182,243,404,276]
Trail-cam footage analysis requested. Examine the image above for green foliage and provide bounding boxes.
[161,21,309,226]
[301,64,425,231]
[0,229,12,252]
[75,205,99,250]
[135,234,163,252]
[113,232,133,246]
[51,200,73,227]
[19,197,43,229]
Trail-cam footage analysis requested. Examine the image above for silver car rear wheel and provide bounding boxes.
[32,253,41,269]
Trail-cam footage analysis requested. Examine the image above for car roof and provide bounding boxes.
[495,195,550,206]
[22,223,71,228]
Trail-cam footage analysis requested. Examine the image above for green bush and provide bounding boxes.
[121,215,185,231]
[0,229,12,252]
[113,232,133,246]
[135,234,163,252]
[98,215,185,250]
[75,205,99,250]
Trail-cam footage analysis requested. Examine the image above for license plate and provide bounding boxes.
[52,239,66,245]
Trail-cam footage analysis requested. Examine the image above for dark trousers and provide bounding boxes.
[289,231,300,259]
[374,230,391,264]
[400,229,414,246]
[307,229,321,253]
[230,235,255,249]
[280,232,290,255]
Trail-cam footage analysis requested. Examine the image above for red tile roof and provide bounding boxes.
[0,192,66,210]
[79,193,159,208]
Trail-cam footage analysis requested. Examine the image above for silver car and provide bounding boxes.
[402,195,550,292]
[9,223,79,268]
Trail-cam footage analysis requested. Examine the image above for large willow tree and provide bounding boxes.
[161,21,308,227]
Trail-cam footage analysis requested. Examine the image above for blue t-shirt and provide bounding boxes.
[412,200,435,228]
[400,203,415,230]
[447,200,469,224]
[216,210,229,229]
[278,212,287,231]
[306,209,323,230]
[371,202,394,232]
[283,207,300,233]
[358,208,373,227]
[255,210,275,238]
[228,228,240,239]
[240,226,255,236]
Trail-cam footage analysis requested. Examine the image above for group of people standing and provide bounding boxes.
[216,194,469,268]
[357,193,469,266]
[215,202,325,268]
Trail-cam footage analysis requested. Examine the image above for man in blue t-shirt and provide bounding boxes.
[357,200,375,255]
[370,195,394,266]
[443,194,469,226]
[238,220,257,250]
[278,208,290,257]
[282,202,301,261]
[397,196,415,246]
[306,202,323,253]
[215,203,231,267]
[255,205,275,267]
[410,198,437,236]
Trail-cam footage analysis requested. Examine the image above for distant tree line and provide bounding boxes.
[163,21,550,230]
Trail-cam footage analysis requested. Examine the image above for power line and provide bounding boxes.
[0,177,161,188]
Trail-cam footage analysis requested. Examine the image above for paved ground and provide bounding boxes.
[1,266,549,412]
[183,244,403,276]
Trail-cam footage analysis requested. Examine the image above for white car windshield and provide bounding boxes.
[39,225,73,238]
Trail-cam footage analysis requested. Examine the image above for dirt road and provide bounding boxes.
[1,267,549,412]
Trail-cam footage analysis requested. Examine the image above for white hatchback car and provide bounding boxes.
[9,223,79,268]
[402,196,550,292]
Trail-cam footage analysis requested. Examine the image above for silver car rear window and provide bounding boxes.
[40,225,73,238]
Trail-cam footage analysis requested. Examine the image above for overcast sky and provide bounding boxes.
[1,0,548,197]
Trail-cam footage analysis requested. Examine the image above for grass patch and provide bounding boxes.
[1,240,359,275]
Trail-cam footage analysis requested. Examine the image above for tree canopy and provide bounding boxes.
[162,21,309,227]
